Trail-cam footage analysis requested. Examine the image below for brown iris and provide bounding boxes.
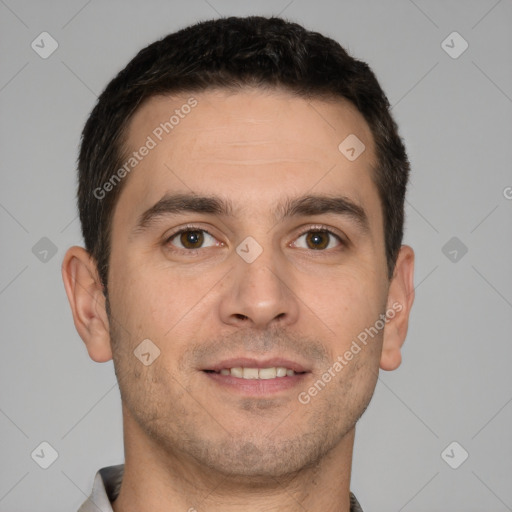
[305,231,330,250]
[179,230,204,249]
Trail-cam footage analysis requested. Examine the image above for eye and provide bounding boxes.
[292,229,342,250]
[167,229,220,250]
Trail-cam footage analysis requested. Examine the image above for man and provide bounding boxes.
[62,15,415,512]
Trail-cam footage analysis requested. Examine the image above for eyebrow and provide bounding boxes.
[131,193,370,236]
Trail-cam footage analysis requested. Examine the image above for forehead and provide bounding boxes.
[126,88,374,163]
[113,88,381,235]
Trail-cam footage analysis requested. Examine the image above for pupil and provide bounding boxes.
[181,231,203,248]
[307,231,328,250]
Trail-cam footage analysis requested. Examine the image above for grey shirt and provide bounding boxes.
[78,465,364,512]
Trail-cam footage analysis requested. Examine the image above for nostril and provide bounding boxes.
[234,314,248,320]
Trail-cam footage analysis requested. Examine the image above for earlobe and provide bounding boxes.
[380,245,415,371]
[61,246,113,362]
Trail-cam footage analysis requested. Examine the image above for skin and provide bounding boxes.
[62,88,415,512]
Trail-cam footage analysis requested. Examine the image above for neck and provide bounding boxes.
[112,407,355,512]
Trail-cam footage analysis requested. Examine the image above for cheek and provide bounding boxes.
[296,266,384,330]
[108,258,163,341]
[111,258,219,341]
[302,273,386,369]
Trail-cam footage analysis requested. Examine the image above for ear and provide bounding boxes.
[61,246,112,362]
[380,245,415,371]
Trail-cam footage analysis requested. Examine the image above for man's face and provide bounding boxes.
[107,89,391,477]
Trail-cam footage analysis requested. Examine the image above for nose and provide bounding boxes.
[218,248,300,330]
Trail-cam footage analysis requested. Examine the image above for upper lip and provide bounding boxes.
[203,357,311,373]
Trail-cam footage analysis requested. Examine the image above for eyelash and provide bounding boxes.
[164,224,346,252]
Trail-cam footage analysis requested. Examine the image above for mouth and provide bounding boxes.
[203,366,305,379]
[201,358,311,396]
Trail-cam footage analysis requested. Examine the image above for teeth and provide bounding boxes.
[243,368,259,379]
[231,367,244,378]
[276,367,287,377]
[258,367,276,380]
[218,367,297,379]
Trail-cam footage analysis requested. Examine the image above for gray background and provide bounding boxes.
[1,0,511,511]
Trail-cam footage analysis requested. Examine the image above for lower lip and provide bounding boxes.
[202,371,309,396]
